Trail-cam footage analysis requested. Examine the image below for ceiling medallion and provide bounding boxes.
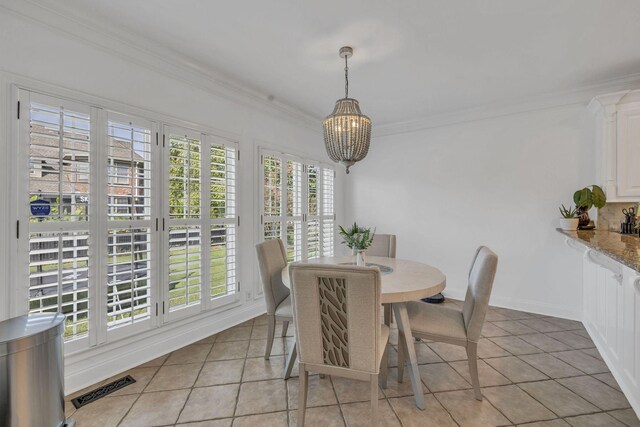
[323,46,372,174]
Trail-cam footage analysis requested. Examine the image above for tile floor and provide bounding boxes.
[65,300,640,426]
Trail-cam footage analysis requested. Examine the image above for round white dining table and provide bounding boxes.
[281,255,446,410]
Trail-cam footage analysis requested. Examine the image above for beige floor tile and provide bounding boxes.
[484,356,548,383]
[70,395,134,427]
[482,384,555,424]
[388,394,457,427]
[580,347,604,361]
[177,420,232,427]
[64,400,76,418]
[519,334,571,352]
[208,341,249,361]
[518,353,583,378]
[235,379,287,416]
[250,323,285,340]
[389,328,398,345]
[216,326,253,342]
[492,308,538,320]
[177,384,239,423]
[517,318,565,333]
[233,411,288,427]
[546,332,594,350]
[66,381,109,401]
[557,375,630,411]
[331,375,385,404]
[247,337,289,358]
[288,405,345,427]
[482,323,511,337]
[242,355,285,382]
[414,341,444,363]
[137,354,170,368]
[427,342,468,361]
[518,380,599,417]
[166,344,213,365]
[485,311,511,322]
[286,374,338,409]
[418,362,471,392]
[551,350,609,374]
[387,345,399,367]
[593,372,622,392]
[195,359,245,387]
[194,334,217,344]
[449,359,511,387]
[490,336,543,355]
[146,363,202,391]
[120,389,190,426]
[382,367,429,398]
[608,408,640,426]
[564,412,626,426]
[492,320,538,335]
[341,400,401,426]
[542,317,585,331]
[518,420,570,427]
[571,328,593,339]
[435,389,511,427]
[253,314,269,325]
[477,338,511,359]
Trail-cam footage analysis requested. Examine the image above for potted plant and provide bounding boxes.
[559,204,579,230]
[338,222,375,266]
[573,185,606,228]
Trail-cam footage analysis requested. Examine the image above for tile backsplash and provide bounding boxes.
[598,201,640,231]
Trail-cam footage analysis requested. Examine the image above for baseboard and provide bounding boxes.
[442,289,582,321]
[583,321,640,418]
[65,300,266,394]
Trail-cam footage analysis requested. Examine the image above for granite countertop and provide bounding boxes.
[557,228,640,272]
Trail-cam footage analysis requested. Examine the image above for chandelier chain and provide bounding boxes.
[344,55,349,98]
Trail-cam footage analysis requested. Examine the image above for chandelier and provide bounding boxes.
[323,46,372,174]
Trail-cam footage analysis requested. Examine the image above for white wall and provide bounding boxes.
[346,104,593,319]
[0,7,344,392]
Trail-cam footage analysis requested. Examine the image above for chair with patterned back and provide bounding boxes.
[289,263,389,427]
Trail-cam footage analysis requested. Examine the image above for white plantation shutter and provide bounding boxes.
[260,148,335,261]
[105,113,155,335]
[23,93,93,345]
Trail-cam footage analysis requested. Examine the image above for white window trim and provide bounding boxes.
[9,78,242,357]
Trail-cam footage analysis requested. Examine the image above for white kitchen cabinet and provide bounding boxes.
[590,90,640,202]
[573,241,640,413]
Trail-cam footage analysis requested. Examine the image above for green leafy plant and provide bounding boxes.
[573,185,606,209]
[559,204,578,219]
[338,222,376,251]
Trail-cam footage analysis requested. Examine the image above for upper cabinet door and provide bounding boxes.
[616,104,640,198]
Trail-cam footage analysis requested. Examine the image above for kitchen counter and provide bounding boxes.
[557,228,640,272]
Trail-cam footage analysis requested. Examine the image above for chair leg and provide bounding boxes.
[297,364,309,427]
[265,314,276,360]
[380,342,389,389]
[466,341,482,401]
[370,374,379,427]
[397,332,406,383]
[284,342,297,380]
[383,303,392,326]
[281,320,289,337]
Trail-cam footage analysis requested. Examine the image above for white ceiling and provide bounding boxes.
[36,0,640,126]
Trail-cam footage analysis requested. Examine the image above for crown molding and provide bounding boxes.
[374,72,640,137]
[0,0,322,133]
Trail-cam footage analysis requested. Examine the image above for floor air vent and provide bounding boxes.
[71,375,136,409]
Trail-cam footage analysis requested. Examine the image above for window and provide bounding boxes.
[17,88,240,352]
[260,149,335,261]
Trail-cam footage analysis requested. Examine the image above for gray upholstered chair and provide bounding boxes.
[367,234,396,258]
[256,239,294,360]
[397,246,498,401]
[289,264,389,427]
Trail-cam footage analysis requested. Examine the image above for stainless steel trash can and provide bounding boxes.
[0,313,71,427]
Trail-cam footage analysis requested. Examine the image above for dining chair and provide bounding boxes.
[366,234,396,324]
[367,234,397,258]
[255,239,294,360]
[397,246,498,401]
[289,263,389,427]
